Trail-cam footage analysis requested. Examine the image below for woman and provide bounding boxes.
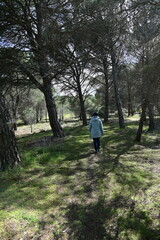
[89,112,104,153]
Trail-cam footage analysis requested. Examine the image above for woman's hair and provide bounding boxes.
[92,112,98,116]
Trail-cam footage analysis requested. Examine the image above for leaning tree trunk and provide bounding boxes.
[22,64,65,137]
[30,1,65,138]
[148,103,155,132]
[110,46,125,128]
[43,82,65,137]
[135,100,147,142]
[0,94,20,171]
[103,57,109,123]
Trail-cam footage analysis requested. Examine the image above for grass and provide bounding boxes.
[0,118,160,240]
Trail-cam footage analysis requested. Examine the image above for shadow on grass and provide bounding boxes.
[101,125,136,165]
[66,199,111,240]
[60,125,159,239]
[0,126,92,211]
[62,142,157,238]
[65,197,159,240]
[0,124,159,239]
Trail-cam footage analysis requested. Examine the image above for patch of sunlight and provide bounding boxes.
[16,122,51,137]
[41,152,66,164]
[37,195,61,209]
[11,209,40,223]
[0,208,40,224]
[77,138,89,143]
[126,114,140,120]
[120,230,141,240]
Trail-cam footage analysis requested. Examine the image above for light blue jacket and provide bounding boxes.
[89,116,104,138]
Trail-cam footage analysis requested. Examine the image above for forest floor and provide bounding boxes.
[0,117,160,240]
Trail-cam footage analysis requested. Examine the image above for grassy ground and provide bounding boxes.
[0,118,160,240]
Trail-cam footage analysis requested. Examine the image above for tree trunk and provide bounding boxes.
[30,123,33,133]
[127,84,132,117]
[36,51,65,137]
[0,94,20,171]
[148,103,155,132]
[156,104,160,115]
[13,113,17,131]
[79,96,87,126]
[103,57,109,123]
[61,103,64,121]
[40,108,43,121]
[131,105,134,116]
[128,102,131,117]
[110,46,125,128]
[11,94,19,131]
[36,107,39,123]
[32,1,65,137]
[45,109,48,122]
[135,100,147,142]
[77,77,87,126]
[43,83,65,137]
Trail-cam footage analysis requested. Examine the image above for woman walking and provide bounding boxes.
[89,112,104,153]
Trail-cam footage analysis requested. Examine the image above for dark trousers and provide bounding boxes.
[93,138,100,151]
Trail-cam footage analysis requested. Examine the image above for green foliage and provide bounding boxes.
[55,96,75,120]
[68,96,81,117]
[85,95,102,115]
[18,89,45,125]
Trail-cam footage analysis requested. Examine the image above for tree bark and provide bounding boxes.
[127,83,132,117]
[23,1,65,138]
[10,93,20,131]
[131,104,134,116]
[43,82,65,137]
[103,57,109,123]
[135,100,147,142]
[80,99,87,126]
[36,108,39,123]
[40,108,43,121]
[110,46,125,128]
[0,94,20,171]
[148,103,155,131]
[156,104,160,115]
[76,76,87,126]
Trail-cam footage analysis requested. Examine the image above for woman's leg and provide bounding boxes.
[93,138,100,152]
[93,138,97,151]
[97,138,100,150]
